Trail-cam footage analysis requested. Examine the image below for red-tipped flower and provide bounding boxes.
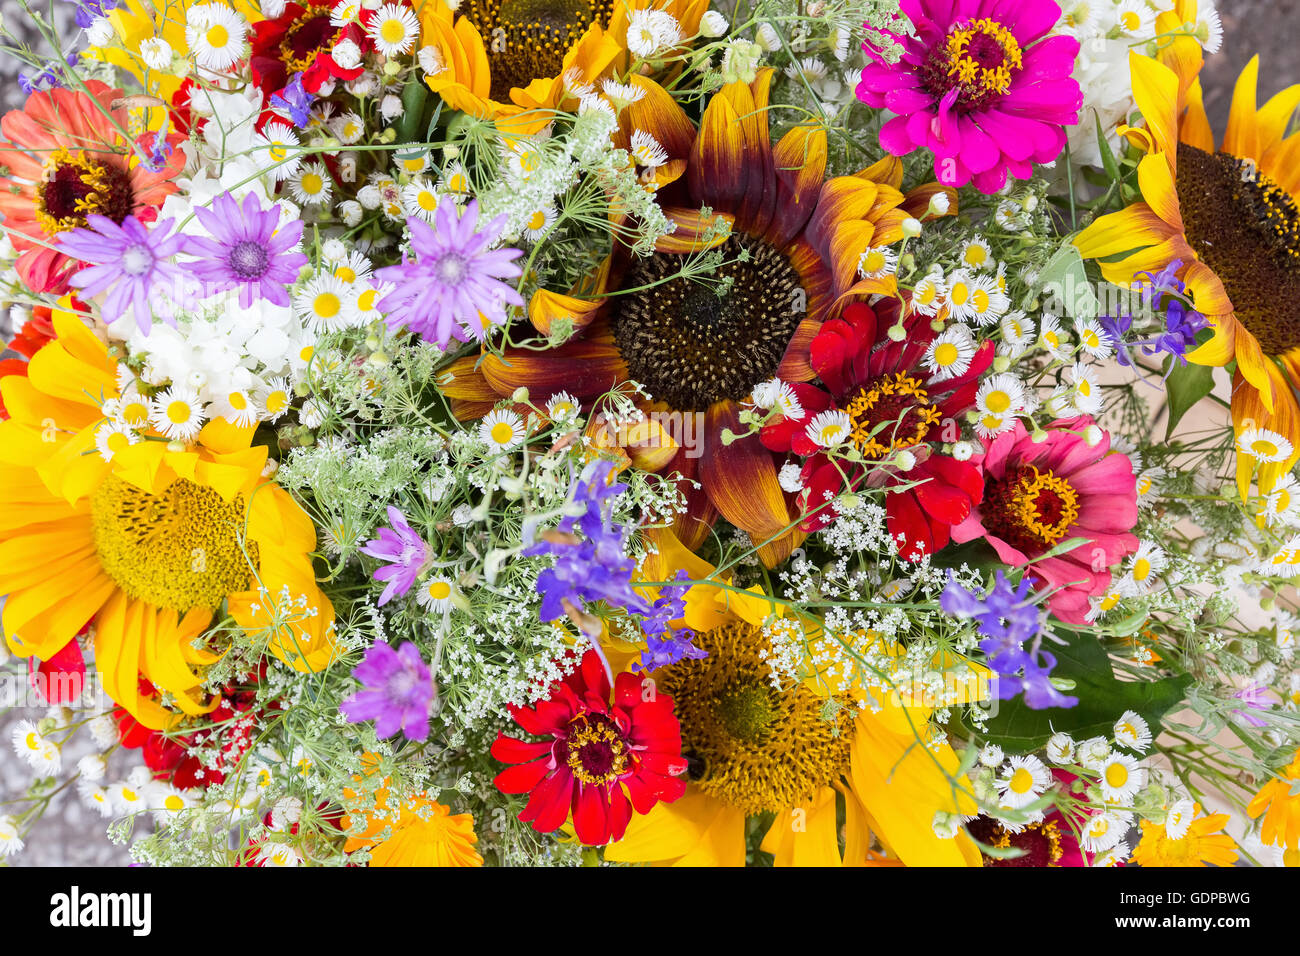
[492,650,687,846]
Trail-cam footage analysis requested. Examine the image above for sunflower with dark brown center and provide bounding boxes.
[418,0,705,124]
[1075,21,1300,498]
[444,71,955,565]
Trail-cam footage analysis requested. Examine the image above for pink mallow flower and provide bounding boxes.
[856,0,1081,193]
[951,416,1138,624]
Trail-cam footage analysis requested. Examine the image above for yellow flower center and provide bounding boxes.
[489,421,515,444]
[206,23,229,47]
[1008,766,1035,794]
[426,580,451,601]
[91,474,257,611]
[845,372,941,458]
[1105,762,1129,789]
[983,465,1080,551]
[380,18,406,44]
[35,147,135,236]
[656,621,856,815]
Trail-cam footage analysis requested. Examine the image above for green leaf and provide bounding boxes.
[396,80,430,145]
[1036,241,1098,322]
[966,633,1192,754]
[1093,110,1121,182]
[1164,359,1216,439]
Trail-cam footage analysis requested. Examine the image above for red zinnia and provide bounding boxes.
[249,2,369,96]
[761,299,992,555]
[492,650,687,846]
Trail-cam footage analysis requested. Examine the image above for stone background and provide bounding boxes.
[0,3,1296,866]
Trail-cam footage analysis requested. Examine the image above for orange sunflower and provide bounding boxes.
[0,80,184,295]
[1073,1,1300,497]
[0,307,337,729]
[418,0,706,127]
[443,71,953,565]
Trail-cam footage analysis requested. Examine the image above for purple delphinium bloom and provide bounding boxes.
[57,214,187,333]
[374,201,524,349]
[269,73,314,128]
[632,571,707,672]
[359,506,430,605]
[941,572,1077,710]
[524,459,652,622]
[1101,259,1209,371]
[64,0,119,29]
[340,641,434,741]
[186,191,308,307]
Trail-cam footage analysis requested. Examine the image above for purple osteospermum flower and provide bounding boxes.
[340,641,434,741]
[57,214,187,333]
[185,191,307,308]
[360,506,430,605]
[374,201,524,349]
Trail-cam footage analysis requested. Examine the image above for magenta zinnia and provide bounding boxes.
[857,0,1081,192]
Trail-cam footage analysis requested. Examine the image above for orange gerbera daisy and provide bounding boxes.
[1073,0,1300,497]
[0,307,337,729]
[443,72,952,565]
[0,80,184,295]
[418,0,705,127]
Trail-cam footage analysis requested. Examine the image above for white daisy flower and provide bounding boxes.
[521,203,557,241]
[150,783,194,821]
[1259,474,1300,527]
[1237,428,1293,463]
[1038,314,1072,359]
[959,237,994,270]
[1097,752,1145,804]
[975,411,1014,439]
[329,250,373,286]
[354,282,388,323]
[258,842,304,867]
[1196,0,1223,53]
[625,8,681,58]
[257,121,302,181]
[1068,362,1103,415]
[416,576,456,611]
[330,0,361,25]
[330,111,366,145]
[215,388,260,428]
[858,245,898,279]
[94,421,139,462]
[1164,798,1197,840]
[1117,541,1166,595]
[785,56,828,85]
[1080,809,1132,853]
[186,3,247,71]
[481,409,526,451]
[78,780,116,818]
[1045,732,1076,764]
[290,161,333,205]
[806,409,852,448]
[545,391,581,422]
[1092,840,1132,867]
[965,273,1010,325]
[260,377,294,423]
[368,2,419,55]
[1113,710,1153,752]
[751,378,804,419]
[294,273,360,333]
[107,780,149,815]
[77,753,108,782]
[600,79,645,110]
[975,372,1025,418]
[150,387,206,441]
[910,272,946,316]
[0,816,23,857]
[629,130,668,169]
[943,270,979,322]
[997,754,1051,809]
[977,743,1004,767]
[139,36,173,70]
[1074,317,1114,359]
[998,310,1035,357]
[440,162,472,197]
[10,720,60,774]
[1077,735,1111,769]
[923,324,977,382]
[1114,0,1156,36]
[401,179,442,221]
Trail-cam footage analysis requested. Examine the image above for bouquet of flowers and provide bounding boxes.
[0,0,1295,869]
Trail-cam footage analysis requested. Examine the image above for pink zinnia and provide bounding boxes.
[856,0,1081,193]
[950,417,1138,624]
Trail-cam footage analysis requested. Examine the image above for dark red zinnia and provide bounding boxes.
[760,299,992,555]
[249,2,369,97]
[492,649,687,846]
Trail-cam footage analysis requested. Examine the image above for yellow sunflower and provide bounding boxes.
[601,530,981,867]
[0,306,337,729]
[417,0,705,126]
[1073,0,1300,497]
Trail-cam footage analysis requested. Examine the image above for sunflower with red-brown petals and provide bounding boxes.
[492,649,687,846]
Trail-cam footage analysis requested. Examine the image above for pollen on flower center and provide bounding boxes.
[655,621,856,816]
[278,4,339,73]
[921,18,1023,109]
[462,0,616,102]
[845,372,942,458]
[981,465,1080,552]
[91,474,258,612]
[967,815,1065,866]
[611,234,805,412]
[36,147,135,235]
[1175,141,1300,353]
[563,712,631,785]
[228,239,271,279]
